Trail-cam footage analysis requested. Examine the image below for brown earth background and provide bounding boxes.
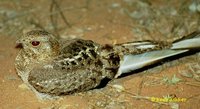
[0,0,200,109]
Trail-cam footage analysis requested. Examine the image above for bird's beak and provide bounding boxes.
[15,39,23,49]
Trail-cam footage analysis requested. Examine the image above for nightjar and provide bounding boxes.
[15,30,200,98]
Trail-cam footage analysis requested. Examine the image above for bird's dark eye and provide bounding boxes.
[31,41,40,46]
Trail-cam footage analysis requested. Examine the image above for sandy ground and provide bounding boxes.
[1,0,200,109]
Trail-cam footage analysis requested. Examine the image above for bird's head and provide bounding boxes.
[16,30,60,61]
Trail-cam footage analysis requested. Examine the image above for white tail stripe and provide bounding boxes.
[115,49,188,78]
[172,37,200,49]
[135,44,156,49]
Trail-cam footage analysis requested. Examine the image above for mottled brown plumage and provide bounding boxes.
[15,30,200,98]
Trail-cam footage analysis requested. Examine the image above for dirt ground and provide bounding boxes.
[1,0,200,109]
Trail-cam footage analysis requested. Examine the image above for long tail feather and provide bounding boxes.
[116,31,200,78]
[171,31,200,49]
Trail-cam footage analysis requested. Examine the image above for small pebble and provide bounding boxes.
[112,84,125,92]
[18,83,29,90]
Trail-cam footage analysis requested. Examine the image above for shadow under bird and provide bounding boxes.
[15,30,200,98]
